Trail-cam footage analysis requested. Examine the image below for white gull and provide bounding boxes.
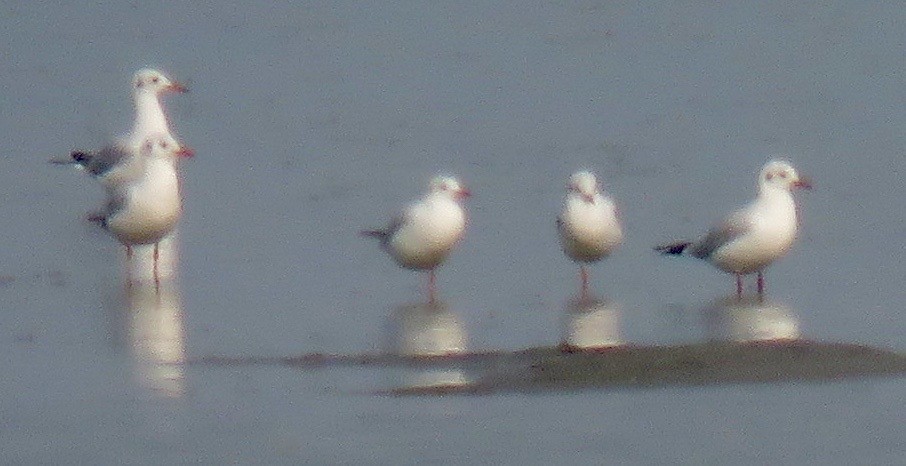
[656,159,811,296]
[362,175,470,303]
[51,69,190,189]
[126,68,188,149]
[557,170,623,299]
[90,133,192,285]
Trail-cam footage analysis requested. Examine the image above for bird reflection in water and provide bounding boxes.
[561,296,623,350]
[702,294,800,343]
[121,240,186,398]
[386,300,470,389]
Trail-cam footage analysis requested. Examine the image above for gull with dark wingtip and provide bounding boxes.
[89,133,193,285]
[362,175,470,304]
[51,68,191,189]
[656,159,811,297]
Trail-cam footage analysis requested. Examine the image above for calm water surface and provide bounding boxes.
[1,2,903,464]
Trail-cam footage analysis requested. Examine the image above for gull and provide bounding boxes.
[126,68,188,149]
[557,170,623,299]
[50,69,189,190]
[89,133,192,285]
[362,175,470,303]
[655,159,811,297]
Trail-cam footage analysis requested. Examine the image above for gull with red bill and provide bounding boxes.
[656,159,811,297]
[127,68,189,150]
[50,68,192,189]
[88,133,193,285]
[557,170,623,300]
[362,175,471,304]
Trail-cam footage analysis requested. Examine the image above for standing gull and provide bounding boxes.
[126,68,188,149]
[90,133,193,285]
[656,159,811,297]
[362,175,470,304]
[557,170,623,299]
[50,69,190,189]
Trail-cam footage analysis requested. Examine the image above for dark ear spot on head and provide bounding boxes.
[778,171,787,178]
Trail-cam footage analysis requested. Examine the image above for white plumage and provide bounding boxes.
[557,170,623,298]
[363,175,470,302]
[657,159,811,296]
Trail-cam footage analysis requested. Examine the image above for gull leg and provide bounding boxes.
[736,274,743,299]
[428,269,437,305]
[757,271,765,297]
[125,245,134,289]
[153,243,161,291]
[580,265,589,301]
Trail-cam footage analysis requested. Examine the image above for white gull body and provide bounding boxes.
[557,170,623,298]
[363,175,470,302]
[95,133,192,283]
[657,159,811,296]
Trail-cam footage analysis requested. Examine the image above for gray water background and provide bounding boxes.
[1,2,903,464]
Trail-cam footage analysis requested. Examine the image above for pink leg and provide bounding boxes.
[757,271,765,297]
[125,245,134,288]
[736,274,743,298]
[428,269,437,304]
[580,265,589,300]
[153,243,161,290]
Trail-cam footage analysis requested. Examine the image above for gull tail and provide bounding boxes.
[86,212,108,229]
[49,151,90,167]
[360,229,388,241]
[655,241,692,255]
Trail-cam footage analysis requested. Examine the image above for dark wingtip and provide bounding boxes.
[655,241,691,255]
[71,151,90,164]
[49,151,85,165]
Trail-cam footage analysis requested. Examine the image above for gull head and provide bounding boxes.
[132,68,188,95]
[567,170,598,203]
[759,159,811,192]
[141,133,194,160]
[429,175,470,201]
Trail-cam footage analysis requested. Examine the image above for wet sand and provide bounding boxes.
[194,340,906,395]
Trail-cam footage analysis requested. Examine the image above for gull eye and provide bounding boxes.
[766,173,774,180]
[151,76,159,84]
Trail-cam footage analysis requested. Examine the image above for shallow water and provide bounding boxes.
[2,2,904,464]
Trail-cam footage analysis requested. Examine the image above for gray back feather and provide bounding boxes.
[688,216,752,259]
[82,145,132,177]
